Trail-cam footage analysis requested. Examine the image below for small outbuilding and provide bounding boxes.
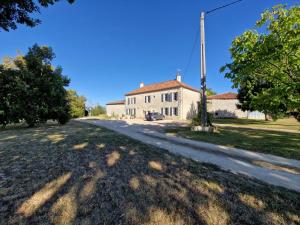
[106,100,125,118]
[207,92,264,119]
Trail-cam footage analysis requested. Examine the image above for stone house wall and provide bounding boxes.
[106,104,125,117]
[125,87,198,120]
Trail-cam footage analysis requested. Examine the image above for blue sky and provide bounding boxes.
[0,0,298,106]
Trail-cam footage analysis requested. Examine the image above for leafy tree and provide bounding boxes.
[0,0,75,31]
[206,88,217,96]
[0,44,70,127]
[220,5,300,121]
[0,66,25,126]
[90,104,106,116]
[67,89,86,118]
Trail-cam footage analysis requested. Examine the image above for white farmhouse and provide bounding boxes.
[106,74,265,120]
[106,73,200,120]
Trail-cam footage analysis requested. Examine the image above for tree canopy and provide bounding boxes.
[0,0,75,31]
[206,88,217,96]
[0,44,70,127]
[67,89,86,118]
[220,5,300,121]
[90,104,106,116]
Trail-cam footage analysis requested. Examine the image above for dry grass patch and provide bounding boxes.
[197,201,229,225]
[17,172,72,217]
[129,177,140,190]
[148,161,164,171]
[239,194,265,210]
[73,142,88,150]
[143,207,186,225]
[47,134,65,143]
[0,121,299,225]
[50,184,79,225]
[106,150,120,166]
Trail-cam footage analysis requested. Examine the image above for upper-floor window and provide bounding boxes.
[145,95,151,103]
[162,93,172,102]
[164,94,168,102]
[173,92,178,101]
[128,97,136,105]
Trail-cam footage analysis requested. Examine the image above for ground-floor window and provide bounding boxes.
[161,108,164,115]
[127,108,136,116]
[173,107,178,116]
[165,107,169,116]
[170,107,173,116]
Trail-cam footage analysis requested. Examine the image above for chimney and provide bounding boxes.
[176,70,182,82]
[140,82,144,88]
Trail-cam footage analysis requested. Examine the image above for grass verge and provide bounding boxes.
[165,126,300,160]
[0,121,299,225]
[213,117,300,131]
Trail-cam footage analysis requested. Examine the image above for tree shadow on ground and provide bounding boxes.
[0,122,299,225]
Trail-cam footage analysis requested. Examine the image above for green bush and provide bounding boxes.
[91,105,106,116]
[192,101,213,127]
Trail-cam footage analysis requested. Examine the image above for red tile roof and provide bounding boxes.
[207,92,237,100]
[106,100,125,105]
[125,80,199,96]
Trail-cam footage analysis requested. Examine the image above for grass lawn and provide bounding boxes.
[213,117,300,131]
[165,126,300,160]
[0,122,299,225]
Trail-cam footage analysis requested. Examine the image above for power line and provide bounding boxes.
[206,0,243,15]
[183,0,244,75]
[184,27,199,75]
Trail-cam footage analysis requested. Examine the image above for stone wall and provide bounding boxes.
[207,99,248,118]
[106,104,125,117]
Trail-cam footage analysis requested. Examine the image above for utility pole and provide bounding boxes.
[200,11,207,127]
